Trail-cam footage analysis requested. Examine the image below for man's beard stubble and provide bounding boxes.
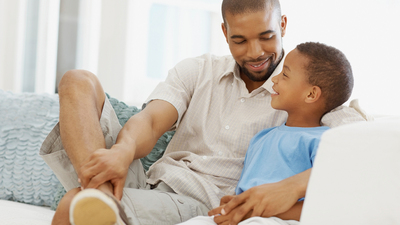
[239,50,284,82]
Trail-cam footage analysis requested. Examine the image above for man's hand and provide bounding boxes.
[78,144,134,200]
[220,182,299,225]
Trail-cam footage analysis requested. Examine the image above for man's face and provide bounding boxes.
[222,10,286,82]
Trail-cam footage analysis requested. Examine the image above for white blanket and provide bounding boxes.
[177,216,299,225]
[0,200,54,225]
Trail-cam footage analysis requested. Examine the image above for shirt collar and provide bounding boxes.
[263,51,286,94]
[218,56,238,82]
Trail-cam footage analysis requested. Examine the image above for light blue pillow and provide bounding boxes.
[0,90,60,207]
[0,90,174,209]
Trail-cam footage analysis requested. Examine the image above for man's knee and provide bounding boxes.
[58,69,100,96]
[58,69,105,112]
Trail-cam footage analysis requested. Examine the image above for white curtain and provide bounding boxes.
[1,0,399,115]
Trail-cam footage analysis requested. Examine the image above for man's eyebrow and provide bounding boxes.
[230,35,245,39]
[260,30,275,36]
[230,30,275,39]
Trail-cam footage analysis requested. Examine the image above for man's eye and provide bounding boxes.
[234,40,246,44]
[261,36,273,41]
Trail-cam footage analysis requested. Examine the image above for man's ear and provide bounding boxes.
[305,86,322,103]
[221,22,228,43]
[280,15,287,37]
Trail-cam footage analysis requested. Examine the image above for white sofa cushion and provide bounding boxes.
[301,118,400,224]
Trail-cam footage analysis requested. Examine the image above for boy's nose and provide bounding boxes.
[271,74,278,83]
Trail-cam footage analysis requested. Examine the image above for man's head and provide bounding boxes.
[221,0,282,25]
[271,42,353,115]
[221,0,286,87]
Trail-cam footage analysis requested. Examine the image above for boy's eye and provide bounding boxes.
[283,73,288,78]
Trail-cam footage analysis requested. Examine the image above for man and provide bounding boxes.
[40,0,366,224]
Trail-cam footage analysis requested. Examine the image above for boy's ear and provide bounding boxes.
[305,86,322,103]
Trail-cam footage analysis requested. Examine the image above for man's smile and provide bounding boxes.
[245,57,271,72]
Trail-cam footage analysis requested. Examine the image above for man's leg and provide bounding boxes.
[52,188,81,225]
[51,70,114,223]
[58,69,114,194]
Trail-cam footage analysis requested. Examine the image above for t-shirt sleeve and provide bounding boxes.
[310,138,321,165]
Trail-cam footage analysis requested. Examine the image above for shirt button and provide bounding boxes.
[203,156,207,160]
[218,151,223,156]
[177,199,184,204]
[231,83,234,86]
[225,125,230,130]
[240,98,245,103]
[261,93,265,97]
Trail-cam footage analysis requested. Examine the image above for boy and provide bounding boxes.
[178,41,354,225]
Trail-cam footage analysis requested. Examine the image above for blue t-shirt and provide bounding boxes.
[235,124,329,195]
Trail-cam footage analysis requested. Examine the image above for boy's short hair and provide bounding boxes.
[296,42,354,113]
[221,0,282,25]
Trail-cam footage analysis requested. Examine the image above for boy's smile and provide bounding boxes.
[271,49,312,114]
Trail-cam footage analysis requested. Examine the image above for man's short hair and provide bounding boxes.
[221,0,282,25]
[296,42,354,113]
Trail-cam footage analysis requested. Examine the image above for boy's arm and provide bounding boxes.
[219,168,311,225]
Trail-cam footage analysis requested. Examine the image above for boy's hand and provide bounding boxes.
[208,195,235,216]
[213,207,252,225]
[220,182,298,225]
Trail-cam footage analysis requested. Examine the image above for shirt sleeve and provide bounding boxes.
[144,57,204,128]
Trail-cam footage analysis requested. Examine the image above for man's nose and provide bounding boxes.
[247,40,264,60]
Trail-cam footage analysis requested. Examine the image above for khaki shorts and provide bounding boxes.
[40,96,208,224]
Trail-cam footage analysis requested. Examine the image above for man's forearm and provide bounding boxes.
[114,99,179,160]
[284,168,311,200]
[272,168,311,221]
[274,201,303,221]
[114,112,159,160]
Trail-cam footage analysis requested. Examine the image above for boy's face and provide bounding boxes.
[222,10,287,82]
[271,49,313,113]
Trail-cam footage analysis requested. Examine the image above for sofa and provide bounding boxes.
[1,89,399,225]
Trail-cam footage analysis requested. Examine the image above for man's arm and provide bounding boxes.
[217,169,311,225]
[115,99,178,160]
[80,99,178,198]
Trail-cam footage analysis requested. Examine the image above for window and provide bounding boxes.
[1,0,399,116]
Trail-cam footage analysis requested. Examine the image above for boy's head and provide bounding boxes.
[271,42,353,115]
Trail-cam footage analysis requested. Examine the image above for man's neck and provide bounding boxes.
[241,74,266,93]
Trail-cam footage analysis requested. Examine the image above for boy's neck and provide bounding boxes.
[285,113,322,127]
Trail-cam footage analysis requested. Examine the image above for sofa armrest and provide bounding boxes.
[301,118,400,224]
